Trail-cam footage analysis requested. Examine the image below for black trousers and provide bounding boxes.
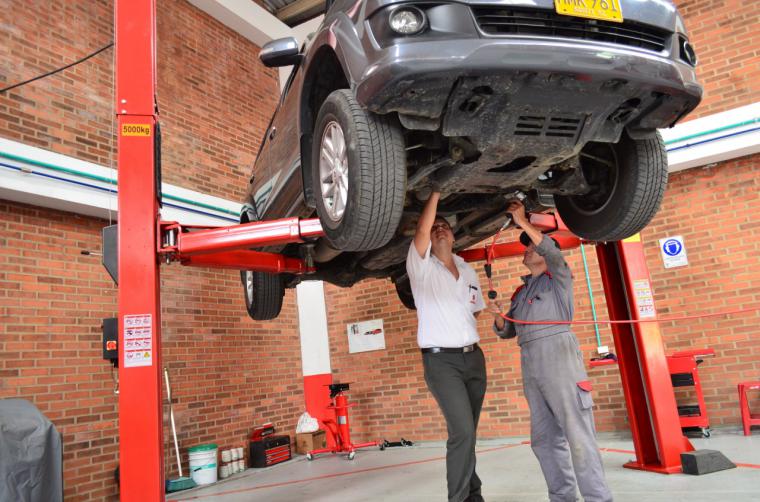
[423,347,487,502]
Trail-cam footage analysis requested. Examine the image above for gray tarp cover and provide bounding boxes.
[0,399,62,502]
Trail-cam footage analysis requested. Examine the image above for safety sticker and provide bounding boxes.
[632,279,656,318]
[121,123,151,136]
[123,314,153,367]
[659,236,688,268]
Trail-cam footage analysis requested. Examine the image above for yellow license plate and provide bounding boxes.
[554,0,624,23]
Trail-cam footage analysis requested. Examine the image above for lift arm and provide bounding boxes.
[458,212,581,262]
[159,218,323,274]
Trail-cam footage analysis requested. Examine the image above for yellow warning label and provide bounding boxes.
[622,233,641,243]
[121,124,151,136]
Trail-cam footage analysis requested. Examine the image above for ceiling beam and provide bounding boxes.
[187,0,291,47]
[276,0,325,26]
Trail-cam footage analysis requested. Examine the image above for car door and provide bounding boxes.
[258,64,307,220]
[247,115,274,221]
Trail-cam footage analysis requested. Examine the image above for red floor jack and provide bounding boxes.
[306,383,383,460]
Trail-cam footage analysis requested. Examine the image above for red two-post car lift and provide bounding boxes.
[115,1,693,500]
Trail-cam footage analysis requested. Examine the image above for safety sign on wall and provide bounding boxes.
[346,319,385,354]
[659,236,688,269]
[123,314,153,367]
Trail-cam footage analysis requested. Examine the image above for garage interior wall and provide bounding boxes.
[0,0,757,500]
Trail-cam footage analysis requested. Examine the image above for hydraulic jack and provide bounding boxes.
[306,383,383,460]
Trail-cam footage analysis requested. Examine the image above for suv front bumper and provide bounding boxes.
[357,36,701,138]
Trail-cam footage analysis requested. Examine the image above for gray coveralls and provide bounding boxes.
[494,236,612,502]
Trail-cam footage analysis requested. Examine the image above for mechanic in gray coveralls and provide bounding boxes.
[489,201,613,502]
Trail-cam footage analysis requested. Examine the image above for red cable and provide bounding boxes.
[487,229,501,264]
[485,227,503,294]
[483,223,760,325]
[498,306,759,326]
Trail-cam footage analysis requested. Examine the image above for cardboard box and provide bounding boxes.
[296,430,326,454]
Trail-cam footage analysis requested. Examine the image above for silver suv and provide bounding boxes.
[241,0,702,319]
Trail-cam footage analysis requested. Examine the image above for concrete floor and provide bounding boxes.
[168,429,760,502]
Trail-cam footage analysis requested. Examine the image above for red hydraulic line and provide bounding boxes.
[177,217,323,256]
[495,306,758,325]
[180,249,312,274]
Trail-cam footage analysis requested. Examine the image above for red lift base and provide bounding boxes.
[623,461,682,475]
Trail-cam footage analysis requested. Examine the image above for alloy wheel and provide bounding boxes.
[318,121,349,222]
[245,271,253,307]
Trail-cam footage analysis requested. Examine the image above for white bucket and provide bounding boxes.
[188,444,218,485]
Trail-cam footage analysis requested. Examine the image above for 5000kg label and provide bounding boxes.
[121,124,151,136]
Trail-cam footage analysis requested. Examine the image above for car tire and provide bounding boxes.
[394,275,416,310]
[554,131,668,242]
[312,89,406,251]
[240,270,284,320]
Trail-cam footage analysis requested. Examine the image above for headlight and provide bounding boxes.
[389,6,426,35]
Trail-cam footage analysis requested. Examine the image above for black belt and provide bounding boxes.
[421,343,478,354]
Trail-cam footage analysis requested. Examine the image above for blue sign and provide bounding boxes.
[662,239,682,256]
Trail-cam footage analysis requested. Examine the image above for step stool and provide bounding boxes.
[738,381,760,436]
[667,348,714,437]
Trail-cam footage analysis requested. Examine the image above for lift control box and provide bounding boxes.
[102,317,118,363]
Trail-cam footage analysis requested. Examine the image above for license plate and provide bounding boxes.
[554,0,624,23]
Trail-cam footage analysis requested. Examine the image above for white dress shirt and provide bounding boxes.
[406,241,486,348]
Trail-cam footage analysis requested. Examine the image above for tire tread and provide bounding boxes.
[315,89,406,251]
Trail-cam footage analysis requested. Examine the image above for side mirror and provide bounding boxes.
[259,37,302,68]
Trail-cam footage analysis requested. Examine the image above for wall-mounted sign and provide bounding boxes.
[346,319,385,354]
[659,236,688,268]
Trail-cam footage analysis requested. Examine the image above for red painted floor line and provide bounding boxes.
[169,443,526,501]
[599,447,636,454]
[735,462,760,469]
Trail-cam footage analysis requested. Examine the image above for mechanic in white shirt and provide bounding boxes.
[406,190,487,502]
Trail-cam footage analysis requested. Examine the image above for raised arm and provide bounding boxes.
[413,191,440,258]
[508,201,541,246]
[508,201,571,286]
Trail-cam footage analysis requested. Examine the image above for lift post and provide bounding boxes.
[115,0,163,499]
[114,1,323,499]
[597,236,694,473]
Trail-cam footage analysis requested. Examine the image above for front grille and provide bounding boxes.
[473,7,670,53]
[515,115,585,140]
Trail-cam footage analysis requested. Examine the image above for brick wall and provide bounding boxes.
[644,155,760,424]
[0,0,284,500]
[0,0,114,165]
[0,0,278,200]
[675,0,760,118]
[0,201,305,500]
